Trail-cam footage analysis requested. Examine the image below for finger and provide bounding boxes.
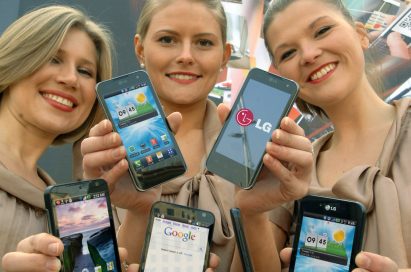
[166,112,182,134]
[355,252,398,272]
[280,117,305,136]
[88,119,114,137]
[2,252,61,272]
[82,146,127,178]
[118,247,128,264]
[265,141,313,170]
[100,159,129,191]
[127,264,139,272]
[81,132,123,156]
[279,247,292,267]
[217,103,230,124]
[208,252,220,269]
[16,234,63,256]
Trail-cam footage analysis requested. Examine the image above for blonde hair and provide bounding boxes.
[136,0,227,44]
[0,5,114,144]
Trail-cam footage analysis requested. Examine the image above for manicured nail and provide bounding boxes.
[357,253,371,269]
[48,243,59,255]
[46,258,61,271]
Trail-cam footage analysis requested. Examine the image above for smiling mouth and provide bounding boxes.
[166,74,201,80]
[42,93,76,108]
[308,63,336,82]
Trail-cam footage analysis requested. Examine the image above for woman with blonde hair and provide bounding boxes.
[0,5,120,271]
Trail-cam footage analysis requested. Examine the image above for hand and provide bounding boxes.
[353,252,400,272]
[206,252,220,272]
[80,113,182,214]
[118,247,139,272]
[2,233,63,272]
[279,247,292,268]
[236,116,312,215]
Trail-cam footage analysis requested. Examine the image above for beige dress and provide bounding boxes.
[84,100,236,272]
[0,164,55,265]
[270,98,411,268]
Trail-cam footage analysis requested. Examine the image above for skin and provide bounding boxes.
[82,1,313,271]
[265,0,404,271]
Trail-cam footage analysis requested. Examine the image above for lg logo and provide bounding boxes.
[235,108,272,133]
[325,204,336,211]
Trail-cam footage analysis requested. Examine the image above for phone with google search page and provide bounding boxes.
[206,67,299,189]
[139,201,215,272]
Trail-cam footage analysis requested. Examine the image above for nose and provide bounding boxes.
[176,41,194,65]
[299,42,322,65]
[56,63,79,89]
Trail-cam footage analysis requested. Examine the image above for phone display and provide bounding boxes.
[140,201,215,272]
[44,179,121,272]
[96,70,186,191]
[289,195,366,272]
[230,208,254,272]
[206,68,299,189]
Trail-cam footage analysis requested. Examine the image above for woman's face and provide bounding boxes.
[4,28,97,137]
[265,0,369,110]
[135,0,230,107]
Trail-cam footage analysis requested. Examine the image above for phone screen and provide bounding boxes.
[47,184,120,272]
[215,78,292,169]
[292,211,359,271]
[143,214,210,272]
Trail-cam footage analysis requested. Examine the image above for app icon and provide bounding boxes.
[146,156,153,164]
[140,143,146,149]
[128,145,136,153]
[236,108,254,126]
[106,261,114,271]
[156,151,164,160]
[94,266,102,272]
[161,134,168,142]
[134,160,142,168]
[150,138,159,147]
[167,148,175,156]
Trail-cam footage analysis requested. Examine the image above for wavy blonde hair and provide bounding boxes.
[0,5,114,144]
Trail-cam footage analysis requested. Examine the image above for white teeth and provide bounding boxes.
[43,93,74,108]
[310,63,336,81]
[169,74,196,80]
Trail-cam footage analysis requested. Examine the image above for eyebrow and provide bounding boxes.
[154,29,219,39]
[273,16,331,53]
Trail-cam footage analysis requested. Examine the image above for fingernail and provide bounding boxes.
[357,253,371,269]
[113,147,125,159]
[48,243,59,255]
[46,258,61,271]
[275,130,280,140]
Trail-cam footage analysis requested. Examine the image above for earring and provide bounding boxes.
[219,67,224,72]
[140,63,145,69]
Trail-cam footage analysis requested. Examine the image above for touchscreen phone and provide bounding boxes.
[96,70,186,191]
[206,67,299,189]
[44,179,121,272]
[289,195,366,272]
[230,208,254,272]
[139,201,215,272]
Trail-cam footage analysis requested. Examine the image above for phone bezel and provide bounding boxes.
[230,208,254,272]
[95,70,187,191]
[139,201,215,272]
[289,195,366,272]
[44,179,122,272]
[206,67,299,189]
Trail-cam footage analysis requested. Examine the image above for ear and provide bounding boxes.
[134,34,145,64]
[222,43,232,67]
[354,22,370,50]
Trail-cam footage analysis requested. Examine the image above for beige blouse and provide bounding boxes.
[0,164,54,264]
[270,98,411,268]
[81,100,236,272]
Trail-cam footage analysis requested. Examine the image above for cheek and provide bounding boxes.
[82,82,97,107]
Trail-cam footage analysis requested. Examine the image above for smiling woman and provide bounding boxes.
[0,5,114,269]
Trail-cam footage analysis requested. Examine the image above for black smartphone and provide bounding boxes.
[230,208,254,272]
[206,67,299,189]
[44,179,121,272]
[289,195,366,272]
[96,70,186,191]
[139,201,215,272]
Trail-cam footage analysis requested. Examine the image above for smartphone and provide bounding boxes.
[44,179,121,272]
[289,195,366,272]
[230,208,254,272]
[139,201,215,272]
[206,67,299,189]
[96,70,186,191]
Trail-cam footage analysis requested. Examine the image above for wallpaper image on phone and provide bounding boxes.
[214,78,292,170]
[143,215,210,271]
[52,192,118,272]
[293,213,357,272]
[103,83,180,176]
